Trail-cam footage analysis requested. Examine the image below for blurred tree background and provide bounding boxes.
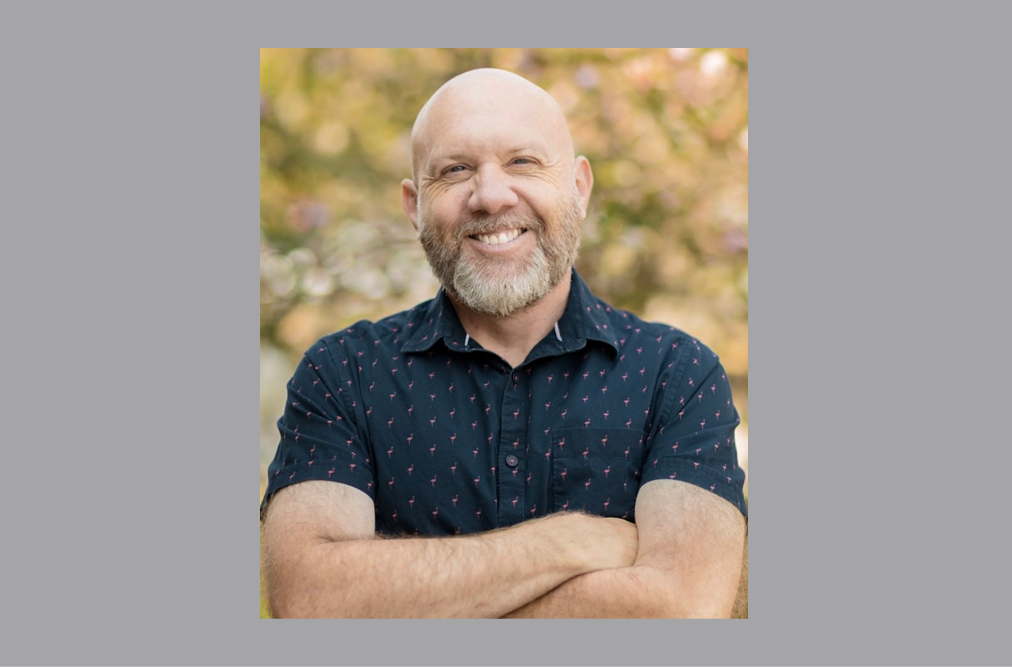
[260,48,748,503]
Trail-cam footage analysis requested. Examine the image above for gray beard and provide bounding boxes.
[418,193,582,318]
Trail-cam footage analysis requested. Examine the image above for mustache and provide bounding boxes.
[457,213,544,241]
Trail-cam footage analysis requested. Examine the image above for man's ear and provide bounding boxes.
[401,179,420,231]
[573,156,594,220]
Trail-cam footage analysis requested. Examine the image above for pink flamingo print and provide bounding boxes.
[429,444,437,456]
[430,475,437,487]
[512,497,519,508]
[450,462,458,476]
[452,494,459,508]
[584,479,592,491]
[624,446,631,458]
[530,505,537,517]
[407,464,414,476]
[582,448,590,459]
[562,500,570,510]
[327,468,335,478]
[387,447,394,458]
[450,433,457,446]
[561,409,568,419]
[388,478,394,489]
[603,499,610,512]
[561,468,568,481]
[349,463,356,472]
[432,507,439,520]
[603,466,611,478]
[473,477,480,487]
[407,433,414,445]
[408,496,415,509]
[601,434,609,446]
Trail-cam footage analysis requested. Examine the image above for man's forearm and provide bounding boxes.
[267,513,633,618]
[502,565,671,618]
[504,533,749,619]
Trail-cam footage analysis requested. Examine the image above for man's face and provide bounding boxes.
[409,76,588,317]
[416,182,583,318]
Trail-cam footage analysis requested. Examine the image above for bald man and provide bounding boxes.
[260,69,748,618]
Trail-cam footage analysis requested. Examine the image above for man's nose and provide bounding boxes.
[468,165,519,215]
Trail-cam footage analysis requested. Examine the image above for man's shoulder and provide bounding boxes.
[314,298,437,356]
[593,297,695,347]
[588,293,722,369]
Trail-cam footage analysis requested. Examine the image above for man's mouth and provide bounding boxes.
[470,228,526,246]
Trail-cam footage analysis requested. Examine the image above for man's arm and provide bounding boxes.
[502,480,746,618]
[261,480,638,618]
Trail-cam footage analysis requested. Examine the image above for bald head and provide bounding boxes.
[410,69,575,182]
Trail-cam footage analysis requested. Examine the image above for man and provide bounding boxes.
[260,68,748,618]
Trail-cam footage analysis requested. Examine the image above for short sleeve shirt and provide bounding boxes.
[261,269,747,535]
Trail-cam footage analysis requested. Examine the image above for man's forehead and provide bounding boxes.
[411,69,573,175]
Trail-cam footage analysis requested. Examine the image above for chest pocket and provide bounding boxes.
[551,427,644,521]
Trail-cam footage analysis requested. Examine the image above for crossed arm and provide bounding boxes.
[261,479,745,618]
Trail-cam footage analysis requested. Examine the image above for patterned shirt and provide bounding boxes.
[261,269,747,535]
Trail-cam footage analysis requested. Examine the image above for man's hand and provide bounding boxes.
[567,514,639,571]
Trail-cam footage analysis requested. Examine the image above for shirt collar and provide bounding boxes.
[400,268,620,356]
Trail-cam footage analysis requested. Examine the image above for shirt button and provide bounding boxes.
[512,373,519,383]
[506,454,519,468]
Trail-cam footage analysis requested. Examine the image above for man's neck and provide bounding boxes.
[448,273,572,369]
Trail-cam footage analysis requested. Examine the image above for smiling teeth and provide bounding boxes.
[476,229,522,245]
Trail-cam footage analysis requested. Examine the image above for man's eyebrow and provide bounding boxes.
[429,146,548,164]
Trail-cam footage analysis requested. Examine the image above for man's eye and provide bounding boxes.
[446,165,467,174]
[512,158,533,165]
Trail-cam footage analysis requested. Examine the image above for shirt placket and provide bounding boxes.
[497,368,528,526]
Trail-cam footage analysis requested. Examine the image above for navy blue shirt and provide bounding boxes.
[261,270,747,535]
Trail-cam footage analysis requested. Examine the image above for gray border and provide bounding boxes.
[16,1,1000,659]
